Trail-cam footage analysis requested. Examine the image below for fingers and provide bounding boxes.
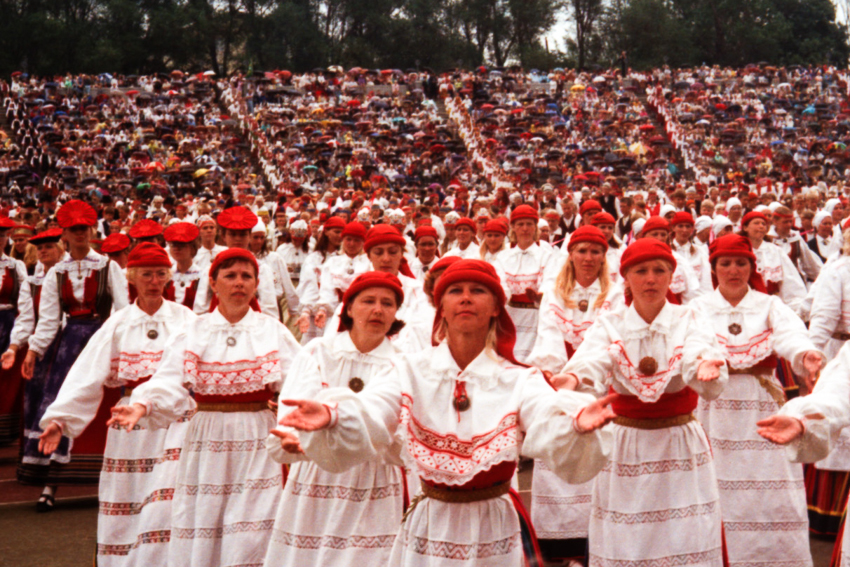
[597,392,619,407]
[756,416,778,427]
[280,399,304,409]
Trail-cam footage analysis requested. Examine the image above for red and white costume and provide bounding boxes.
[167,261,201,309]
[752,241,808,316]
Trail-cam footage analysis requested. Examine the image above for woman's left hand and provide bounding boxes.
[575,393,617,433]
[696,359,725,381]
[38,422,63,455]
[801,351,823,392]
[279,399,332,431]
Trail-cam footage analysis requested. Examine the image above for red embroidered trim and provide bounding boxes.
[179,476,282,496]
[409,533,521,560]
[709,438,782,451]
[593,501,718,524]
[102,449,180,473]
[99,488,174,515]
[549,303,594,348]
[172,519,275,539]
[290,481,402,501]
[271,531,397,550]
[724,521,808,532]
[718,329,773,368]
[607,340,683,401]
[96,530,171,555]
[717,480,804,490]
[602,451,712,477]
[106,351,164,387]
[184,351,281,395]
[185,439,267,453]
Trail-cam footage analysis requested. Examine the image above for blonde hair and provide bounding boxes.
[127,266,173,284]
[508,225,539,246]
[479,239,506,259]
[555,248,610,310]
[435,316,502,362]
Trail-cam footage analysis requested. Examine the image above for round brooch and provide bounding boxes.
[638,356,658,376]
[348,377,364,393]
[728,323,742,336]
[226,337,237,347]
[147,329,158,340]
[578,299,589,313]
[453,394,471,412]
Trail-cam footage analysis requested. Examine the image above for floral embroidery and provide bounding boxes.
[184,351,280,395]
[607,340,683,402]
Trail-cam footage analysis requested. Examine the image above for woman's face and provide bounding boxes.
[596,223,614,242]
[484,231,505,252]
[369,243,403,275]
[36,242,63,266]
[131,266,170,302]
[346,287,399,337]
[250,232,265,253]
[325,227,343,247]
[441,281,499,335]
[12,235,27,253]
[63,225,91,248]
[728,204,742,221]
[716,225,733,238]
[643,229,669,243]
[342,235,363,257]
[672,222,693,243]
[200,223,217,243]
[700,202,714,216]
[744,219,768,241]
[210,261,258,310]
[512,219,536,246]
[416,237,438,263]
[570,243,605,279]
[455,225,474,246]
[624,259,673,307]
[224,229,250,250]
[714,256,751,295]
[169,241,194,264]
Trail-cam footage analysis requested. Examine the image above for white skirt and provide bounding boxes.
[389,494,523,567]
[505,306,538,364]
[589,421,723,567]
[696,373,812,567]
[264,459,404,566]
[169,409,282,567]
[531,458,594,540]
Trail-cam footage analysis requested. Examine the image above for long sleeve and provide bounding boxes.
[9,277,34,347]
[562,320,615,396]
[316,260,337,314]
[299,363,402,473]
[778,253,808,316]
[527,294,570,374]
[296,256,320,316]
[798,242,823,281]
[27,266,60,356]
[808,266,842,351]
[767,296,824,373]
[276,255,299,314]
[258,263,281,319]
[519,368,611,484]
[130,332,195,428]
[39,317,118,437]
[267,347,321,464]
[679,305,728,400]
[193,266,212,314]
[108,260,129,311]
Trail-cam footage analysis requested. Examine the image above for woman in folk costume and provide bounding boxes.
[589,212,623,284]
[38,243,196,565]
[638,216,703,303]
[275,219,310,291]
[296,216,345,344]
[279,259,615,567]
[309,221,370,336]
[756,343,850,567]
[263,272,408,566]
[527,226,625,566]
[444,217,480,259]
[193,206,280,318]
[409,225,440,281]
[163,222,203,309]
[21,200,128,510]
[670,211,713,293]
[0,215,29,446]
[4,228,64,486]
[479,218,508,264]
[110,248,301,567]
[552,239,729,567]
[691,234,823,567]
[250,218,299,323]
[497,204,552,363]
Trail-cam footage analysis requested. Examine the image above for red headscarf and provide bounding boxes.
[164,222,200,243]
[129,219,164,238]
[670,212,695,226]
[337,271,405,331]
[209,247,259,279]
[217,206,258,230]
[568,225,609,252]
[365,224,414,278]
[57,200,97,228]
[708,234,767,293]
[640,216,670,235]
[741,211,767,228]
[620,239,677,277]
[510,205,539,223]
[590,212,616,226]
[483,219,508,235]
[101,233,131,253]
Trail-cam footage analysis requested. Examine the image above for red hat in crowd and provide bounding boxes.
[364,224,406,253]
[544,211,561,221]
[57,200,97,228]
[29,228,63,245]
[568,225,609,252]
[579,200,602,215]
[209,247,259,278]
[101,233,131,253]
[670,212,695,226]
[429,255,462,274]
[164,222,200,243]
[414,226,439,242]
[741,211,767,227]
[323,216,346,231]
[0,216,14,229]
[337,271,405,332]
[12,225,35,237]
[455,217,476,231]
[433,259,522,365]
[127,242,172,268]
[129,219,163,239]
[510,205,539,223]
[709,234,767,293]
[590,212,616,226]
[620,239,677,277]
[483,219,508,235]
[640,216,670,235]
[341,221,367,240]
[217,206,258,230]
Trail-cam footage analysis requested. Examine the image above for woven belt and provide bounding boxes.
[196,401,270,413]
[507,300,536,309]
[124,387,134,397]
[404,480,511,524]
[613,413,695,429]
[728,365,786,405]
[833,331,850,341]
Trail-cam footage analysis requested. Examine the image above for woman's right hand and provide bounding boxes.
[314,310,327,329]
[297,313,311,334]
[21,351,36,379]
[270,429,304,454]
[575,393,618,433]
[107,403,147,432]
[279,399,331,431]
[1,347,17,370]
[757,415,804,445]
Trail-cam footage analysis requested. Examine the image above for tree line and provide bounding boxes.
[0,0,847,76]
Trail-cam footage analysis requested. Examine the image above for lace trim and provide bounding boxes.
[105,351,163,387]
[757,262,783,284]
[503,271,543,295]
[400,394,518,486]
[607,340,683,402]
[718,329,773,369]
[271,531,397,550]
[669,268,687,294]
[549,303,594,349]
[185,350,280,395]
[408,533,521,560]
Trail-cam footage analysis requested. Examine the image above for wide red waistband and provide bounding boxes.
[422,461,516,491]
[728,354,777,371]
[509,293,534,304]
[194,390,273,404]
[123,376,150,390]
[610,387,698,419]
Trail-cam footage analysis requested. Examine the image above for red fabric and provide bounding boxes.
[217,206,258,230]
[509,488,546,567]
[610,386,698,419]
[337,271,405,331]
[324,216,346,231]
[341,221,366,240]
[708,235,767,293]
[620,239,677,276]
[423,461,516,490]
[194,389,274,404]
[70,386,123,454]
[509,293,534,304]
[511,204,539,223]
[365,224,406,252]
[671,211,695,226]
[164,222,200,242]
[56,199,97,228]
[568,225,609,252]
[128,219,163,238]
[579,199,602,215]
[61,271,99,318]
[414,226,438,242]
[163,280,198,308]
[742,211,767,227]
[640,216,670,235]
[101,233,130,253]
[455,217,476,231]
[29,228,63,245]
[399,257,415,279]
[127,242,171,268]
[591,212,616,226]
[0,216,14,229]
[483,219,507,235]
[209,247,259,278]
[0,267,15,306]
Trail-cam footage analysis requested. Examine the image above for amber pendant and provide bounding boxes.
[147,329,158,339]
[638,356,658,376]
[728,323,742,336]
[453,394,470,412]
[348,377,364,393]
[578,299,589,312]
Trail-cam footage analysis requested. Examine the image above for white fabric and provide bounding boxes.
[752,241,808,316]
[9,260,46,347]
[194,244,227,271]
[316,253,371,315]
[170,261,202,307]
[192,259,280,319]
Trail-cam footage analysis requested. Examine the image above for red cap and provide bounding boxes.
[590,212,616,226]
[164,222,200,243]
[217,206,258,230]
[341,221,367,240]
[741,211,767,227]
[128,219,163,238]
[414,226,439,242]
[127,242,172,268]
[365,224,406,252]
[670,212,695,226]
[640,216,670,234]
[709,234,757,264]
[429,255,462,274]
[483,219,508,235]
[0,216,16,229]
[620,239,677,277]
[11,224,35,236]
[455,217,476,231]
[101,233,131,253]
[338,271,405,332]
[568,225,609,252]
[544,211,561,220]
[324,216,346,231]
[209,247,259,278]
[57,200,97,228]
[510,204,539,223]
[579,200,602,215]
[29,228,63,245]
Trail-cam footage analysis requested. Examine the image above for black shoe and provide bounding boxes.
[36,493,55,513]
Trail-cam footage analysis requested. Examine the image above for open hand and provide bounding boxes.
[279,399,331,431]
[757,415,804,445]
[1,348,16,371]
[697,359,725,381]
[314,310,327,329]
[107,403,147,432]
[38,422,63,455]
[297,313,311,334]
[576,393,618,433]
[270,429,304,454]
[801,351,823,392]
